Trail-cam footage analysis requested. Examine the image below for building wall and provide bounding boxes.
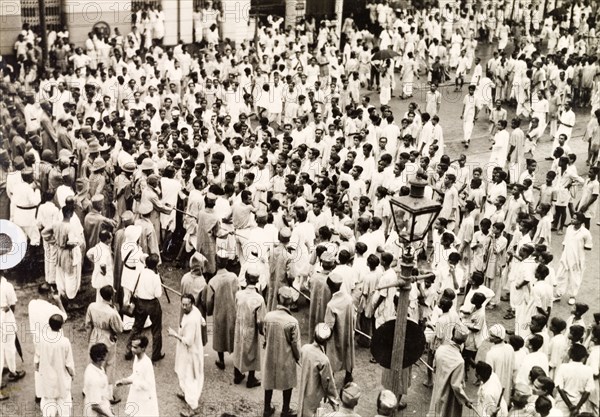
[0,0,23,55]
[163,0,193,45]
[63,0,132,47]
[221,0,252,44]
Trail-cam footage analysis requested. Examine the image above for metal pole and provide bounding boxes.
[39,0,48,69]
[381,250,415,416]
[254,0,259,48]
[177,0,181,41]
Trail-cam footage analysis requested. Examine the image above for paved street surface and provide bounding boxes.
[3,45,600,417]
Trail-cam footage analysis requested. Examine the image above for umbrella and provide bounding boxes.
[372,49,401,61]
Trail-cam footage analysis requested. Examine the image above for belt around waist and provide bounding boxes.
[16,205,38,210]
[136,298,157,302]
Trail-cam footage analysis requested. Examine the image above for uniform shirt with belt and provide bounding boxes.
[134,269,163,300]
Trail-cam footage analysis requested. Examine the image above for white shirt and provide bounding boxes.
[134,268,163,300]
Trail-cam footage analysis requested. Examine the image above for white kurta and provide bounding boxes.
[36,330,74,417]
[0,277,17,374]
[174,306,205,410]
[123,354,159,417]
[477,372,508,417]
[11,182,41,244]
[28,300,67,397]
[159,177,182,232]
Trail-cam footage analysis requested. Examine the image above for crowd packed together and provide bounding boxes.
[0,0,599,417]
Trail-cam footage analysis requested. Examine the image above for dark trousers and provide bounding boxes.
[127,298,163,360]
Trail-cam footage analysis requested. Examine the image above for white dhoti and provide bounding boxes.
[56,246,82,300]
[0,312,17,374]
[555,264,583,298]
[14,206,40,246]
[178,367,203,410]
[463,118,475,142]
[43,241,57,284]
[41,395,72,417]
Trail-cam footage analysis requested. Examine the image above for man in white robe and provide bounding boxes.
[485,324,514,404]
[475,362,508,417]
[116,335,159,417]
[168,294,205,417]
[36,314,75,417]
[28,294,68,401]
[1,276,26,395]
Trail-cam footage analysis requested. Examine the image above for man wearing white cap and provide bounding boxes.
[324,270,356,385]
[376,389,398,417]
[324,382,361,417]
[262,286,301,417]
[205,251,238,370]
[232,264,266,388]
[298,323,338,417]
[429,326,474,417]
[486,324,514,404]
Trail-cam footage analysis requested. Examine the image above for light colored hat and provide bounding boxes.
[513,383,532,397]
[124,225,142,243]
[277,286,295,301]
[246,262,261,278]
[279,227,292,239]
[91,158,106,172]
[88,140,101,153]
[315,323,332,341]
[121,210,135,224]
[21,167,34,177]
[189,252,207,271]
[138,200,153,215]
[140,158,156,171]
[13,156,25,169]
[91,194,104,204]
[378,390,397,411]
[340,382,361,408]
[489,324,506,340]
[320,251,336,263]
[453,324,470,343]
[338,226,354,241]
[206,192,217,200]
[256,208,268,218]
[121,162,136,173]
[58,149,73,159]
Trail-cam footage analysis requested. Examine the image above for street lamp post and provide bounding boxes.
[380,179,441,415]
[39,0,48,69]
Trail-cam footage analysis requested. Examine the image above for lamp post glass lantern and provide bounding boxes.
[381,178,441,411]
[389,179,441,244]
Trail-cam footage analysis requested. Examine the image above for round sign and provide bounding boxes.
[370,319,426,369]
[93,21,111,38]
[0,220,28,270]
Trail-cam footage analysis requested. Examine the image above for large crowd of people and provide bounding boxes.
[0,0,599,416]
